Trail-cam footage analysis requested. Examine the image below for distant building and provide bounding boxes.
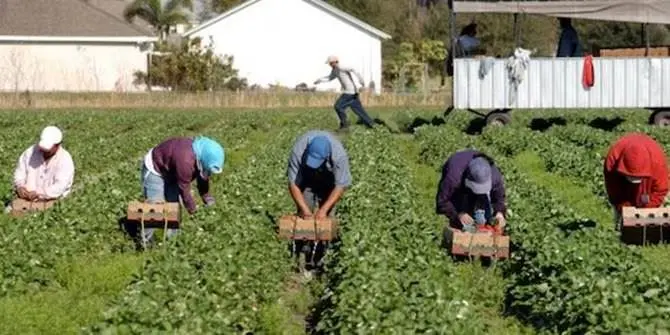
[0,0,156,92]
[183,0,391,94]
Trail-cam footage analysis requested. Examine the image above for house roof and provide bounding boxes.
[87,0,156,32]
[184,0,392,40]
[0,0,156,42]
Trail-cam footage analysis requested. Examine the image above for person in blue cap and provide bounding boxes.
[137,135,225,246]
[287,130,351,270]
[436,150,507,234]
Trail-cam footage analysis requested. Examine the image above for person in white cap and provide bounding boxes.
[314,55,375,132]
[11,126,75,203]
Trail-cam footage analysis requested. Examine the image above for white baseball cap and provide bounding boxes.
[325,55,339,64]
[38,126,63,151]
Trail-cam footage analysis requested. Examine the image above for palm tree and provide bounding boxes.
[123,0,194,41]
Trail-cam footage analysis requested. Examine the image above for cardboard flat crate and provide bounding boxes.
[278,215,338,241]
[445,227,509,259]
[621,206,670,245]
[597,47,670,58]
[10,198,56,217]
[126,201,181,229]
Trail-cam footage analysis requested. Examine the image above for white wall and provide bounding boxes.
[189,0,384,94]
[0,42,149,92]
[454,57,670,109]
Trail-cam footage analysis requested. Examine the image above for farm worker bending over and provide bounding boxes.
[140,136,224,244]
[436,150,507,233]
[314,55,375,132]
[604,133,668,230]
[11,126,75,204]
[287,130,351,268]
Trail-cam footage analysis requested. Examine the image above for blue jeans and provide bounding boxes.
[141,163,180,244]
[334,93,374,128]
[293,184,336,270]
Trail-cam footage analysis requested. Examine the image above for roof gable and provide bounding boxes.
[0,0,155,38]
[184,0,391,40]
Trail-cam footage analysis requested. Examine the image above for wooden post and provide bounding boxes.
[644,23,650,57]
[513,13,521,48]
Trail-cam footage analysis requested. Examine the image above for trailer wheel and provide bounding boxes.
[485,110,512,126]
[651,110,670,127]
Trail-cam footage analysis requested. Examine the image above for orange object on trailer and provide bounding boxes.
[582,54,594,89]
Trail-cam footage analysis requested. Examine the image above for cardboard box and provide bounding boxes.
[278,215,338,241]
[10,198,56,217]
[621,206,670,245]
[445,227,510,259]
[126,201,181,229]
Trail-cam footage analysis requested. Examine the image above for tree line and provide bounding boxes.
[122,0,670,92]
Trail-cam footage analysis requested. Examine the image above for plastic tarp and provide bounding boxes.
[452,1,670,25]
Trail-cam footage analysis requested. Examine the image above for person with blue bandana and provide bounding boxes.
[139,135,225,245]
[287,130,351,270]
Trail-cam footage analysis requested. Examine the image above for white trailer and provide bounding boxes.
[447,0,670,126]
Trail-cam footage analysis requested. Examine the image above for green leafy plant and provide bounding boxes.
[133,37,248,92]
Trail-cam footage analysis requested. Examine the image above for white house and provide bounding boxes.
[183,0,391,94]
[0,0,157,92]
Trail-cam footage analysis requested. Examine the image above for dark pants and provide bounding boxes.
[292,183,335,271]
[334,93,374,128]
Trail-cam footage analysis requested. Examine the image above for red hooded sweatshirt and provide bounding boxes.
[604,133,669,212]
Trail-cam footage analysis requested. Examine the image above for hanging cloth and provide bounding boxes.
[505,48,532,104]
[582,54,595,89]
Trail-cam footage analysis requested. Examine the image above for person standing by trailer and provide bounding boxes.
[436,150,507,234]
[556,18,583,57]
[139,136,225,246]
[604,133,669,230]
[314,55,375,132]
[287,130,351,271]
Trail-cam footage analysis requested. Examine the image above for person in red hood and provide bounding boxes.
[604,133,669,229]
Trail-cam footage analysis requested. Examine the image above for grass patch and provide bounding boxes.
[259,274,325,335]
[512,151,611,224]
[0,253,145,335]
[512,151,670,275]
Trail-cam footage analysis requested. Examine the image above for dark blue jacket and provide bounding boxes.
[436,150,507,226]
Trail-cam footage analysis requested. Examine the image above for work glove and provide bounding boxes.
[203,194,215,207]
[641,194,650,206]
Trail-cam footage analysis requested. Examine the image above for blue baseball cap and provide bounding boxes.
[305,136,331,169]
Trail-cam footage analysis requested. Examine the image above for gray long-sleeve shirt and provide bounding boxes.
[287,130,352,188]
[315,66,365,95]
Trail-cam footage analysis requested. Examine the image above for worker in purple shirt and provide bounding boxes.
[140,136,225,246]
[436,150,507,233]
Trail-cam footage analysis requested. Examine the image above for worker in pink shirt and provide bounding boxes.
[8,126,75,209]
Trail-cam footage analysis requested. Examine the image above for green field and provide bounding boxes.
[1,107,670,334]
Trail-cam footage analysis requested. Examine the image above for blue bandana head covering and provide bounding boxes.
[192,136,225,178]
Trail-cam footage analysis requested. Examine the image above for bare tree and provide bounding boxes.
[7,48,26,93]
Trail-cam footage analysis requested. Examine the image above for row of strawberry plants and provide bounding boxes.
[411,125,533,333]
[481,123,670,206]
[470,127,670,333]
[315,128,491,334]
[480,126,608,201]
[416,124,670,333]
[88,124,300,333]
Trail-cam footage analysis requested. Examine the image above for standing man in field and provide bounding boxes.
[314,55,376,132]
[287,130,351,272]
[604,133,669,230]
[436,150,507,235]
[6,126,75,212]
[139,136,225,246]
